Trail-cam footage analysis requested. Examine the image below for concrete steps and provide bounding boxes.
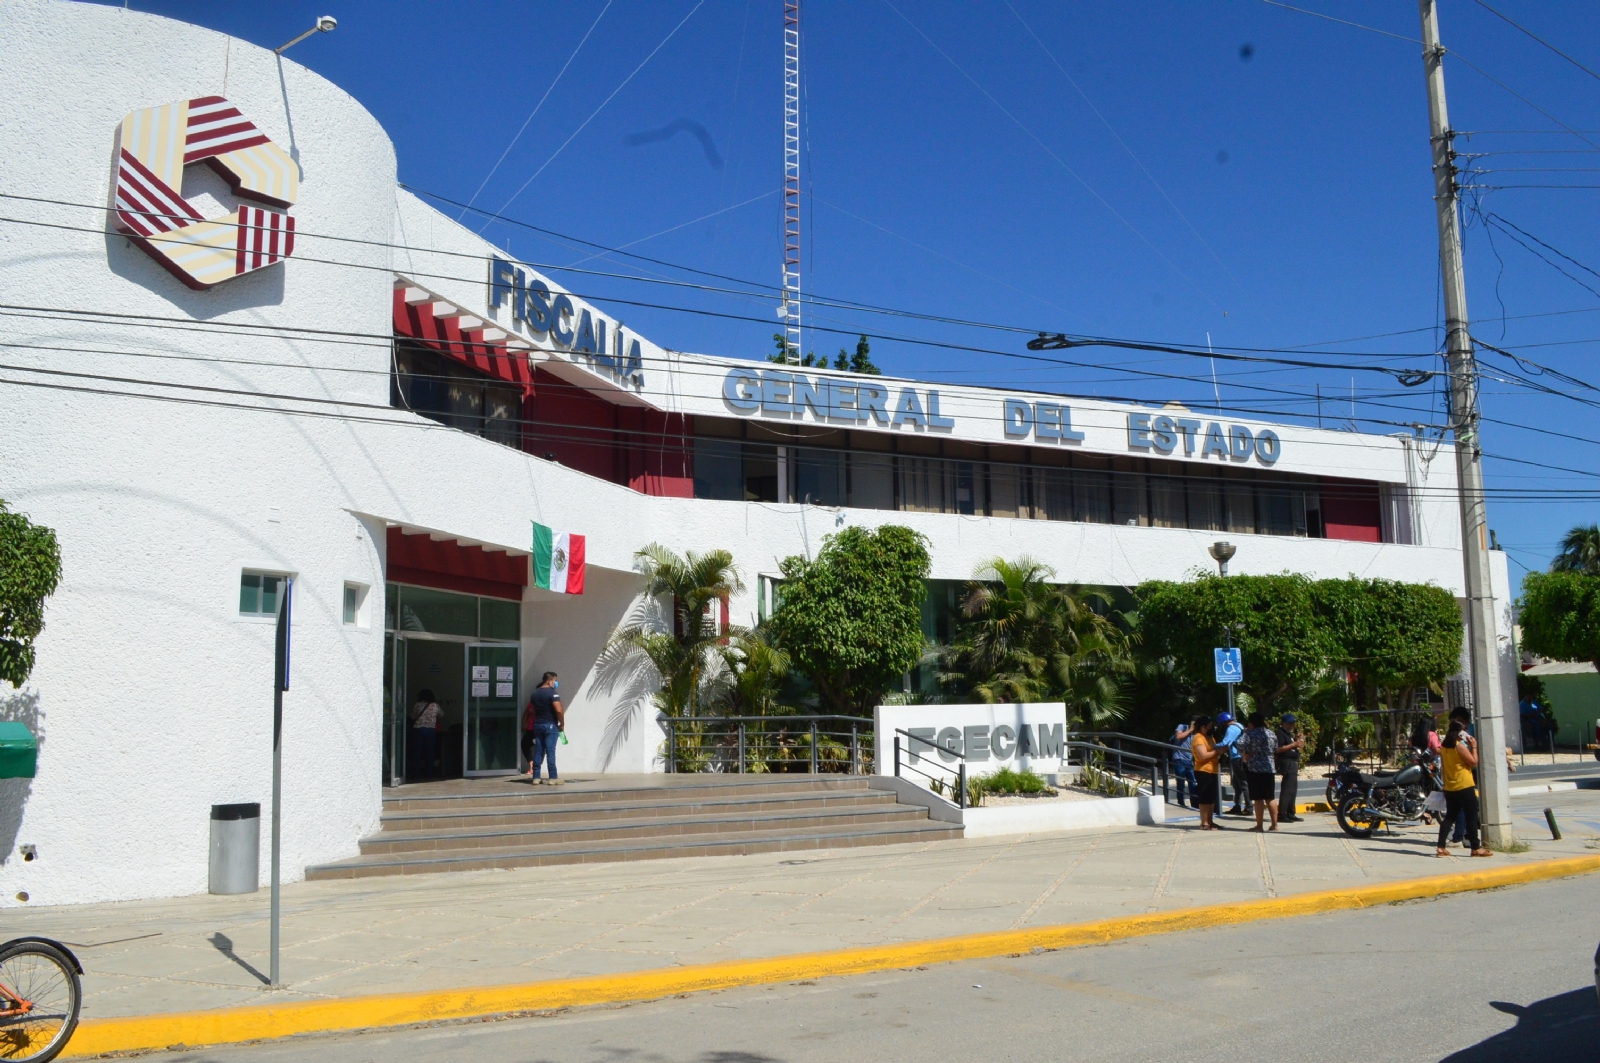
[305,776,961,880]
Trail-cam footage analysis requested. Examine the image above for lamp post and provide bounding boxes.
[1209,543,1239,721]
[276,15,337,55]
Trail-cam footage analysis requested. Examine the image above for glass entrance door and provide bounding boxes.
[465,644,520,776]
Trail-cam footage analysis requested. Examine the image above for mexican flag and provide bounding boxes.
[532,522,585,594]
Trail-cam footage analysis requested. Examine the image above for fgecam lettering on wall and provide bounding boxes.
[722,368,956,430]
[1127,412,1281,465]
[873,703,1068,777]
[489,258,643,387]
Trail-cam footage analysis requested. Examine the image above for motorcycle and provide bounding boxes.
[1335,753,1442,839]
[1325,748,1364,810]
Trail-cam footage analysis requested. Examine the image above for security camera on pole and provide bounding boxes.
[1417,0,1512,847]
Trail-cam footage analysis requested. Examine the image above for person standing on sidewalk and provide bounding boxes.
[1217,712,1246,815]
[1171,719,1197,808]
[1189,716,1224,830]
[1275,713,1305,823]
[1239,713,1280,832]
[1436,717,1491,858]
[525,672,565,785]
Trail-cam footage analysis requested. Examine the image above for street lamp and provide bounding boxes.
[1208,541,1236,577]
[276,15,337,55]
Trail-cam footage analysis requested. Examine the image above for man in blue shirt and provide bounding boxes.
[1217,712,1246,815]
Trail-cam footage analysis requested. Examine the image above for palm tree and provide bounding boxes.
[940,557,1135,728]
[1552,524,1600,574]
[603,544,744,719]
[710,627,791,717]
[594,545,745,770]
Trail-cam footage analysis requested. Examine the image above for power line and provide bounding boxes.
[1256,1,1419,44]
[11,364,1591,500]
[1471,0,1600,85]
[3,206,1453,372]
[878,0,1226,314]
[487,0,707,228]
[1002,0,1245,292]
[461,0,614,221]
[0,329,1455,454]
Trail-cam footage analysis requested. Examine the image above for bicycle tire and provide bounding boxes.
[0,940,81,1063]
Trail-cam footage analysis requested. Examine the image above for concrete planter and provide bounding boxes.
[961,794,1165,838]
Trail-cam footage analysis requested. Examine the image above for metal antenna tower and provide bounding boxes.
[781,0,801,365]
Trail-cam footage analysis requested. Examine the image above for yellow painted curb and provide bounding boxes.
[62,853,1600,1058]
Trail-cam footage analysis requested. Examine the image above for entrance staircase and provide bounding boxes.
[305,775,961,880]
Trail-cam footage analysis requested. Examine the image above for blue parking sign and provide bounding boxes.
[1214,647,1242,684]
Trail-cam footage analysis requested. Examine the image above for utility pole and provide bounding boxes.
[1418,0,1512,847]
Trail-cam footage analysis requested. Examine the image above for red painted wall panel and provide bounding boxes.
[386,527,527,600]
[1321,479,1383,543]
[524,368,694,496]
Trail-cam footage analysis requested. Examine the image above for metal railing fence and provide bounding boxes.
[1070,731,1177,802]
[1065,740,1162,799]
[663,714,869,775]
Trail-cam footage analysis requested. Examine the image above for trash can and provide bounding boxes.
[209,803,260,895]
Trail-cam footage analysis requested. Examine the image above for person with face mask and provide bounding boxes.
[524,672,565,785]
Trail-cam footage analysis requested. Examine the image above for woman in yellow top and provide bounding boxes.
[1189,715,1225,831]
[1436,719,1492,858]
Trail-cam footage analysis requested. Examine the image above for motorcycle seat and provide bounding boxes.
[1363,765,1424,789]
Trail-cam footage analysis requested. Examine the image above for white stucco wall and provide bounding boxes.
[0,0,1508,906]
[0,0,396,905]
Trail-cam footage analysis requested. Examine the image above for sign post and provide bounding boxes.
[270,577,292,988]
[1214,645,1242,716]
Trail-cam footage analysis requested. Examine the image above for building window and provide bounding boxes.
[391,341,522,447]
[239,571,286,616]
[343,582,371,627]
[383,583,521,641]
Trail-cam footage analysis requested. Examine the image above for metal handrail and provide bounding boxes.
[1066,740,1160,798]
[893,727,968,809]
[1071,731,1173,802]
[664,714,867,775]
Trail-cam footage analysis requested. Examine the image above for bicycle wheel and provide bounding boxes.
[0,940,81,1062]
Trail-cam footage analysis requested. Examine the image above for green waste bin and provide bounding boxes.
[0,723,38,779]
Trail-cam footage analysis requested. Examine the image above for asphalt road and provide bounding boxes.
[150,867,1599,1063]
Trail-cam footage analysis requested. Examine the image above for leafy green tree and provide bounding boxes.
[1312,577,1462,712]
[1520,570,1600,672]
[0,500,61,688]
[940,557,1133,727]
[1553,524,1600,575]
[770,525,929,715]
[833,335,880,374]
[1135,573,1327,716]
[767,333,880,373]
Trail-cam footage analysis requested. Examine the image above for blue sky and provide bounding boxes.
[110,1,1600,572]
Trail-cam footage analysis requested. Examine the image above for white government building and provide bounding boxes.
[0,1,1518,904]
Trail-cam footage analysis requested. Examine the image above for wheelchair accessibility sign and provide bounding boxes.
[1214,647,1243,684]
